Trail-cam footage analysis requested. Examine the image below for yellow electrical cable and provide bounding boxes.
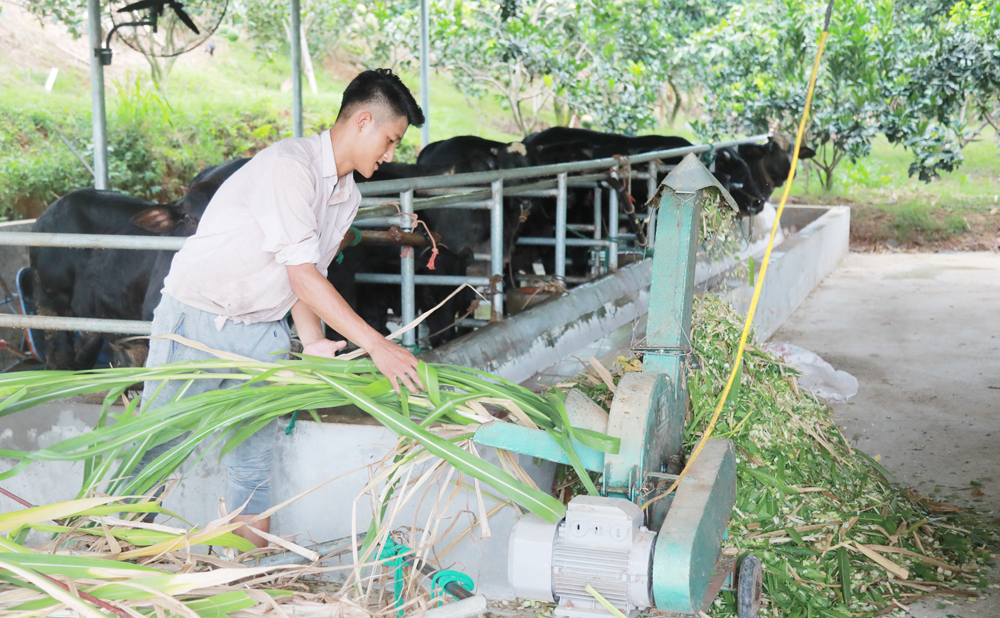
[641,0,837,511]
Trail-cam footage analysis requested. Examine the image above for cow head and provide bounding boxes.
[738,138,816,201]
[714,148,766,216]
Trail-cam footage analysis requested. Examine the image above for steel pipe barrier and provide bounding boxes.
[0,135,767,339]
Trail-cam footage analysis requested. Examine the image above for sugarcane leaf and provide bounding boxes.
[0,534,30,553]
[0,553,164,578]
[418,361,441,407]
[184,591,258,617]
[0,496,122,531]
[74,503,185,520]
[0,555,111,618]
[837,546,852,605]
[315,373,567,523]
[116,522,249,559]
[85,565,282,599]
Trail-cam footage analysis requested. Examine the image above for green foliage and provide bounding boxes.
[694,0,999,189]
[881,1,1000,181]
[0,74,296,217]
[229,0,358,64]
[692,0,893,189]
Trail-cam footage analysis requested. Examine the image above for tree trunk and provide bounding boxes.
[668,78,682,125]
[301,24,318,95]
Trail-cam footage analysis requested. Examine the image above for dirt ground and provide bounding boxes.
[785,196,1000,253]
[772,251,1000,618]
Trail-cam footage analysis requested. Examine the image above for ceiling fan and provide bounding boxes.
[99,0,227,65]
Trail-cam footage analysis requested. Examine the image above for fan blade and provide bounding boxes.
[170,4,201,35]
[118,0,165,13]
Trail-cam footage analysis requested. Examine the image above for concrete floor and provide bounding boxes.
[772,251,1000,618]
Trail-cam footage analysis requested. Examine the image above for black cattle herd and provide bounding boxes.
[24,128,814,369]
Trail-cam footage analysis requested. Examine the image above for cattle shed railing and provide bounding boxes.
[0,134,767,351]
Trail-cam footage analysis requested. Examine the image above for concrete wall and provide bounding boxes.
[719,206,850,341]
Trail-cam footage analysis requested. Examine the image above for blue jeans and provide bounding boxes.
[133,294,289,515]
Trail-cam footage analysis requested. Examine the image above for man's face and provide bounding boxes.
[355,112,409,178]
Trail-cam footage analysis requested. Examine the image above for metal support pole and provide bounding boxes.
[419,0,431,147]
[400,190,416,347]
[290,0,303,138]
[646,161,658,249]
[593,185,602,275]
[87,0,108,189]
[490,180,504,317]
[555,172,567,278]
[608,184,619,271]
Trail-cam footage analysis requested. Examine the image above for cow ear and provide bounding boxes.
[797,145,816,160]
[459,247,474,260]
[131,206,183,233]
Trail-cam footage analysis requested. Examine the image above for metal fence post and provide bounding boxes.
[400,190,416,347]
[490,179,504,317]
[608,178,619,271]
[555,172,567,278]
[419,0,431,147]
[290,0,303,138]
[646,161,658,249]
[87,0,108,189]
[593,185,602,275]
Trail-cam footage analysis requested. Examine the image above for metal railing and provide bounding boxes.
[0,135,768,350]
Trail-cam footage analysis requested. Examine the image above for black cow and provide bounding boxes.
[417,136,540,171]
[30,190,197,369]
[357,157,533,266]
[327,242,475,349]
[30,160,248,369]
[738,138,816,202]
[524,127,766,215]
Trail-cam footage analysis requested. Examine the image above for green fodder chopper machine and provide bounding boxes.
[473,155,762,618]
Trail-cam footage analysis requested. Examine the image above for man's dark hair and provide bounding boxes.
[337,69,425,127]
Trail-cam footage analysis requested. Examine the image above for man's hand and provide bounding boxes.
[369,338,425,395]
[286,264,425,395]
[302,338,347,359]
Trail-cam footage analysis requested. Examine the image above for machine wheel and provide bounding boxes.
[737,553,763,618]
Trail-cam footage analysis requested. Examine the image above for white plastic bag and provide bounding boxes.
[761,342,859,403]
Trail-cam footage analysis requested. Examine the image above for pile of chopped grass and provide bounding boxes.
[558,295,999,618]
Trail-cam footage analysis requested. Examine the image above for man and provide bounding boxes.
[135,69,426,547]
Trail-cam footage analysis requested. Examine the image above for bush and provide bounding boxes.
[0,78,299,219]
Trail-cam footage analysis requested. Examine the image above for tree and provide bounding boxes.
[690,0,896,190]
[881,1,1000,180]
[428,0,575,135]
[230,0,359,95]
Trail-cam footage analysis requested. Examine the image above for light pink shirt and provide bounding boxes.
[163,130,360,329]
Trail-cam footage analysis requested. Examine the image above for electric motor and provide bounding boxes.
[508,496,656,617]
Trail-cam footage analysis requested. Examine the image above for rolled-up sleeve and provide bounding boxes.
[247,155,322,266]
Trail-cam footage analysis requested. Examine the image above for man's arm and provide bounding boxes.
[286,263,424,394]
[290,299,347,358]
